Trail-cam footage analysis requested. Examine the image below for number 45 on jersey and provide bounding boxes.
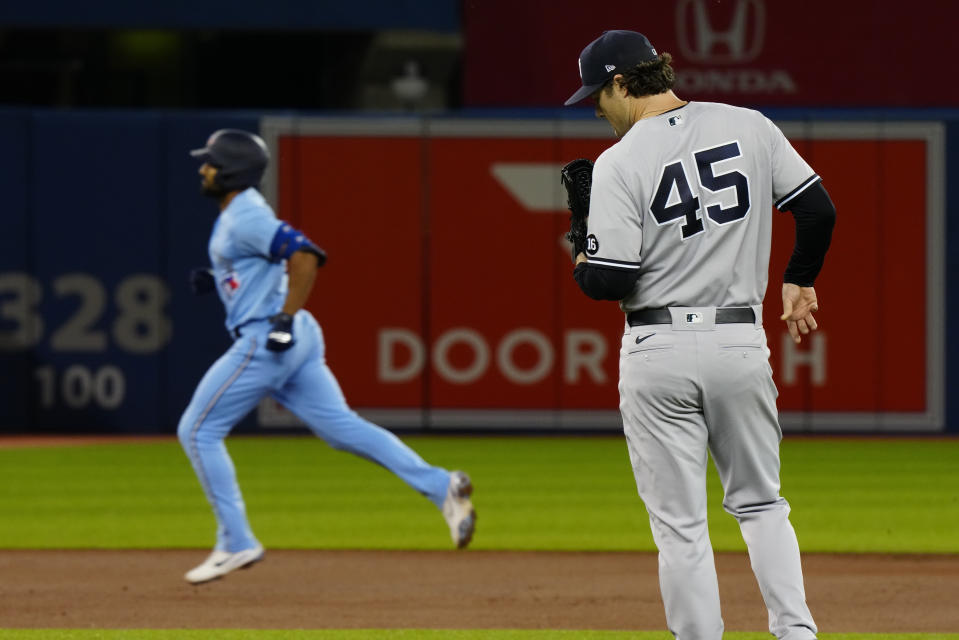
[650,141,750,239]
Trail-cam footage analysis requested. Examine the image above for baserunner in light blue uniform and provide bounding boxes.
[178,129,476,585]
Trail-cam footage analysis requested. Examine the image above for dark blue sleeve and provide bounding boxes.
[573,263,639,301]
[781,181,836,286]
[269,222,327,265]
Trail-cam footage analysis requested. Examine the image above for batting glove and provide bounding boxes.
[189,268,215,295]
[266,313,295,351]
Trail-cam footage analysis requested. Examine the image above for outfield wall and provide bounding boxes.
[0,108,955,433]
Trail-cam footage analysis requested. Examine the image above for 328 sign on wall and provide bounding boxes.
[0,271,171,416]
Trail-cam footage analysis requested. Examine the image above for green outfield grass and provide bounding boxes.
[0,435,956,552]
[1,632,958,640]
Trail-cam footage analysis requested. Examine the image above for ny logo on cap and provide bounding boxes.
[605,64,616,72]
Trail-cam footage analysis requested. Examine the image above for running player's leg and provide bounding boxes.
[273,314,449,506]
[620,329,723,640]
[703,325,816,640]
[177,337,271,552]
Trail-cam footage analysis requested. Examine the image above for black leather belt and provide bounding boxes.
[627,307,755,326]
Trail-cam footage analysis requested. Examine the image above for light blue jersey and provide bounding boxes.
[208,188,287,332]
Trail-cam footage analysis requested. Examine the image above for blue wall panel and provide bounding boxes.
[0,109,260,433]
[28,111,164,430]
[944,119,959,433]
[0,111,32,427]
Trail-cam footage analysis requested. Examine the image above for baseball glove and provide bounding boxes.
[560,158,593,263]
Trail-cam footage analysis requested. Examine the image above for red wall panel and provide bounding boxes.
[271,121,938,429]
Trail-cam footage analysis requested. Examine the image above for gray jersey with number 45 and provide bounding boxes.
[585,101,819,312]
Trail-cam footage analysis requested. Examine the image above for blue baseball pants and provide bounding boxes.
[177,310,451,552]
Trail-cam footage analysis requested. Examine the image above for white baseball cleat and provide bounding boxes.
[184,544,265,584]
[442,471,476,549]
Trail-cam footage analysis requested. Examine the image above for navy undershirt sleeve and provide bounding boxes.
[781,181,836,286]
[573,263,639,301]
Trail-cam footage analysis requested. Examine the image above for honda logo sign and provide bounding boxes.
[676,0,766,64]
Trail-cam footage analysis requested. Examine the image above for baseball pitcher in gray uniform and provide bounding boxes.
[563,31,836,640]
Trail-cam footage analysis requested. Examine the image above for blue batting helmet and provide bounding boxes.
[190,129,270,191]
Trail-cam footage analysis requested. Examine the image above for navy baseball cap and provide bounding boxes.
[564,30,659,106]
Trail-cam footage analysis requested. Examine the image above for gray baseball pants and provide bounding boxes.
[618,306,816,640]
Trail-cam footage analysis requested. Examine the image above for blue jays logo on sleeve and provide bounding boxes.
[220,271,241,299]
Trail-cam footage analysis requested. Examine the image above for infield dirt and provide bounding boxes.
[1,550,956,632]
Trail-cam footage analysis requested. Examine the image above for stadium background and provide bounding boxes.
[1,1,959,638]
[2,0,957,436]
